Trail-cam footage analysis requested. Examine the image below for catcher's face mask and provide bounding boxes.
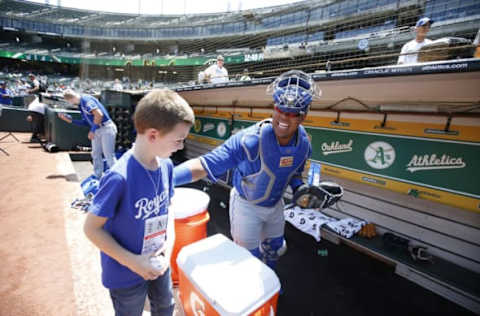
[267,70,321,116]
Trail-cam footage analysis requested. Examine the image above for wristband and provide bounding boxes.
[173,163,193,186]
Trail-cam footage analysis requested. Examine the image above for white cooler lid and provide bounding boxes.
[177,234,280,316]
[170,187,210,219]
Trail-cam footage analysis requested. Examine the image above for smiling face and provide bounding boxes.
[272,106,305,146]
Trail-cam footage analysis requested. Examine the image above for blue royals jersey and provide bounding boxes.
[200,120,311,207]
[77,95,112,129]
[89,149,174,289]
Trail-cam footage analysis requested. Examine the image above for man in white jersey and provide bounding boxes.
[204,55,229,84]
[398,17,433,65]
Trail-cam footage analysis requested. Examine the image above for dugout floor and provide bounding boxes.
[0,132,474,316]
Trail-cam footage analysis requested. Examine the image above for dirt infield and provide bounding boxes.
[0,133,112,316]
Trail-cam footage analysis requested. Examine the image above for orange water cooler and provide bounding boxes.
[177,234,281,316]
[170,187,210,285]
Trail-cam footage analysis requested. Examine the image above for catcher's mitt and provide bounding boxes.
[293,181,343,210]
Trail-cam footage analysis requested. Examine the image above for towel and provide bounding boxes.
[326,218,366,239]
[284,206,336,241]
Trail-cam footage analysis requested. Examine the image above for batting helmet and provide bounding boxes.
[267,70,320,116]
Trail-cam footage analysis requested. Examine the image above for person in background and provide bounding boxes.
[84,89,194,316]
[27,73,43,100]
[112,78,123,91]
[58,90,117,179]
[26,97,46,143]
[240,68,252,81]
[398,17,433,65]
[15,79,29,95]
[473,28,480,58]
[0,81,13,106]
[204,55,229,84]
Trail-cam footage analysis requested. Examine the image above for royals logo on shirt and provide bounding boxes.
[279,156,294,167]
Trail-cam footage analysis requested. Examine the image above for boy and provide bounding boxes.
[84,89,195,316]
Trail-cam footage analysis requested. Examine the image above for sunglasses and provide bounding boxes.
[274,107,302,118]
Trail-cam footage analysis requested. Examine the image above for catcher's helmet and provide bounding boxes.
[267,70,320,116]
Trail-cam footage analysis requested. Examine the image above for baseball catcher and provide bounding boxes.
[173,70,321,270]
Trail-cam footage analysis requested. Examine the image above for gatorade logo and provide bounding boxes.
[190,292,206,316]
[364,141,395,170]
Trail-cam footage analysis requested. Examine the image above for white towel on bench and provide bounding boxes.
[326,218,366,239]
[284,206,336,241]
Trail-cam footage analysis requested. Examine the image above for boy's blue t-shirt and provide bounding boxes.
[89,149,174,289]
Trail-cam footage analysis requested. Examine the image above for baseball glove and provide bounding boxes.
[293,181,343,210]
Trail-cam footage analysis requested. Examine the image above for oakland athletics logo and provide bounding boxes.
[217,122,227,138]
[364,141,395,169]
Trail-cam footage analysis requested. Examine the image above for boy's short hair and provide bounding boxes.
[134,88,195,134]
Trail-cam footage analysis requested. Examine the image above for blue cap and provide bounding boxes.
[416,17,433,27]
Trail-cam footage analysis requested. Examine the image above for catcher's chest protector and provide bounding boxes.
[237,120,310,206]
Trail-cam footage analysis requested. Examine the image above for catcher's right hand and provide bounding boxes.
[293,181,343,210]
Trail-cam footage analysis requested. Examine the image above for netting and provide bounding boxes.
[0,0,479,83]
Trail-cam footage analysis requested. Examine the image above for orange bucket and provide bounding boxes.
[170,187,210,285]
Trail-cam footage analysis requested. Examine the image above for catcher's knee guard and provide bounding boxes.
[248,247,263,261]
[260,237,287,269]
